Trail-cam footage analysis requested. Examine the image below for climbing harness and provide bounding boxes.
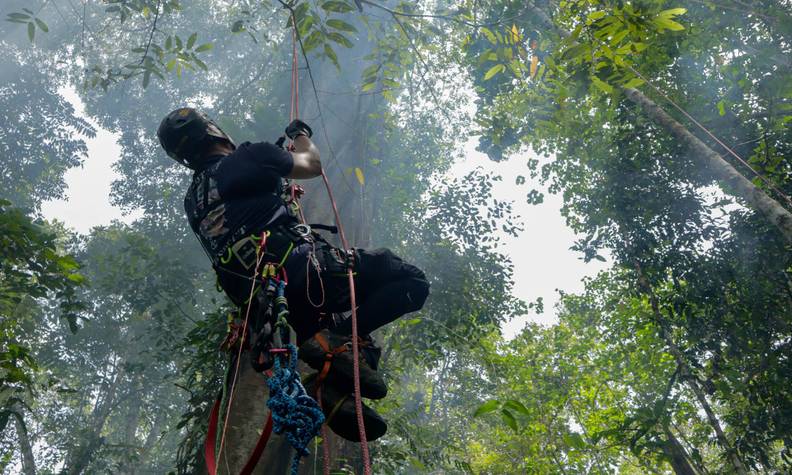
[206,244,325,475]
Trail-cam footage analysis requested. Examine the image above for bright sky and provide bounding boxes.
[40,92,606,338]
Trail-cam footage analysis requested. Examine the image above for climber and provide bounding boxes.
[157,108,429,442]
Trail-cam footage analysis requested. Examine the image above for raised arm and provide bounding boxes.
[284,120,321,179]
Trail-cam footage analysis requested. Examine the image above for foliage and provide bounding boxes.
[0,200,85,469]
[2,0,792,473]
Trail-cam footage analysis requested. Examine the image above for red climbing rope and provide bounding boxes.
[285,7,371,472]
[320,169,372,474]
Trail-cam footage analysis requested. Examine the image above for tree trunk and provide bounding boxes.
[213,351,319,475]
[525,2,792,244]
[635,265,748,475]
[12,407,36,475]
[63,364,125,475]
[661,429,699,475]
[118,384,143,475]
[138,411,164,469]
[622,88,792,244]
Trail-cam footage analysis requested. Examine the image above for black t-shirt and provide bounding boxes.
[184,141,294,261]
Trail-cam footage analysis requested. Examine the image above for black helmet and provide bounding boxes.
[157,108,235,168]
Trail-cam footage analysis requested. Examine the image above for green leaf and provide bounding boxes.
[7,13,31,20]
[717,100,726,116]
[326,19,357,33]
[66,314,79,334]
[653,17,685,32]
[165,36,172,50]
[327,32,353,48]
[303,30,323,52]
[591,75,614,94]
[563,432,587,449]
[610,29,628,45]
[187,32,197,49]
[324,44,339,69]
[361,81,377,92]
[194,43,213,52]
[588,11,607,22]
[382,78,400,88]
[294,1,310,21]
[66,273,85,284]
[623,77,645,88]
[27,21,35,42]
[484,64,504,80]
[142,70,151,89]
[562,44,589,61]
[473,400,500,417]
[321,1,355,13]
[658,8,687,17]
[194,58,208,71]
[501,408,518,431]
[503,399,530,415]
[480,27,497,45]
[34,18,48,32]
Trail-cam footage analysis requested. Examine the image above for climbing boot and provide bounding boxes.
[298,329,387,400]
[304,374,387,442]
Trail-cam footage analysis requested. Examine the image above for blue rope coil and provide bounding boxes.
[267,344,325,475]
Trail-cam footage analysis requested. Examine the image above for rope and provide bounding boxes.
[216,232,270,470]
[266,344,325,475]
[317,384,332,475]
[282,4,371,472]
[277,0,355,193]
[320,169,373,474]
[290,14,299,122]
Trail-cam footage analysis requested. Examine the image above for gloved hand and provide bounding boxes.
[285,119,313,139]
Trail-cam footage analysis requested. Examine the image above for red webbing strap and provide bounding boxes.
[205,398,221,475]
[204,405,274,475]
[239,412,274,475]
[205,370,276,475]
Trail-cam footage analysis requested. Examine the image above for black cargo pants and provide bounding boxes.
[283,243,430,344]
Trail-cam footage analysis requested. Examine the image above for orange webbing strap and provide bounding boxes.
[313,331,349,389]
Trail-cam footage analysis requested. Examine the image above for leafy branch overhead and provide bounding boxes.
[5,9,49,43]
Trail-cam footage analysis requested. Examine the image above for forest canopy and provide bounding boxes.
[1,0,791,474]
